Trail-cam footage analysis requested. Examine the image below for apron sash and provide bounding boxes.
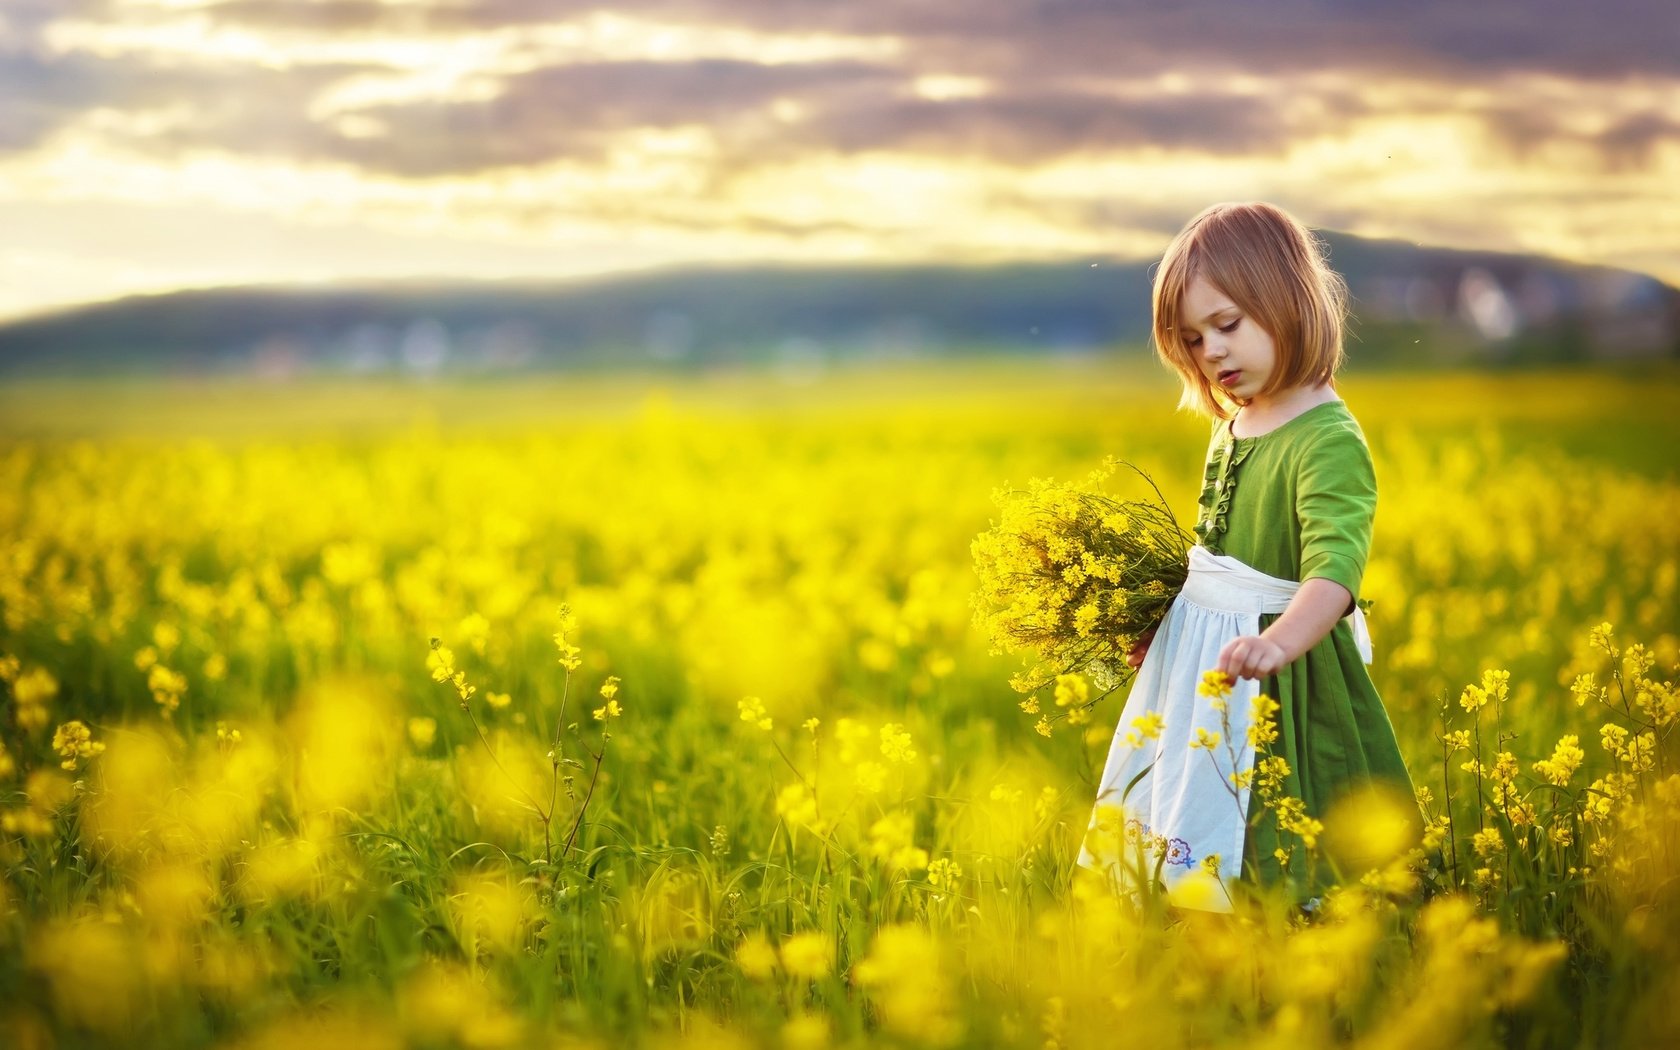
[1179,546,1373,665]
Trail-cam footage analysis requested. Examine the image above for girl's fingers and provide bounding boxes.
[1217,636,1284,680]
[1218,640,1243,678]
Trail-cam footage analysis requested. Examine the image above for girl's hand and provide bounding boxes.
[1126,624,1159,669]
[1218,635,1288,680]
[1217,579,1351,680]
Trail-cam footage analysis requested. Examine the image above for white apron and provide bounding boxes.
[1074,546,1372,911]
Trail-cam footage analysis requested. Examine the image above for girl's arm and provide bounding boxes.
[1220,424,1375,681]
[1217,577,1352,680]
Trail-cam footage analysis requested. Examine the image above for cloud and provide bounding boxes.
[801,90,1317,164]
[196,0,1680,81]
[300,65,1356,176]
[1595,111,1680,172]
[0,45,384,160]
[1,0,112,38]
[0,48,96,151]
[288,57,899,176]
[4,0,1674,177]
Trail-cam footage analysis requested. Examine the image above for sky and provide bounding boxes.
[1,0,1677,322]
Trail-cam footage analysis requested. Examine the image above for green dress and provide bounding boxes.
[1195,399,1416,900]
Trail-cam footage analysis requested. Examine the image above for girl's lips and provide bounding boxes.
[1217,369,1241,387]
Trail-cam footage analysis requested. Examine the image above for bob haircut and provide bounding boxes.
[1150,201,1349,419]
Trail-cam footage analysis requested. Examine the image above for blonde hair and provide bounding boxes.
[1150,201,1349,419]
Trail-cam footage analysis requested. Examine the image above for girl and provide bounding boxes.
[1075,201,1416,913]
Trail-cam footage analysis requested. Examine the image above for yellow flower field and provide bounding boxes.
[1,361,1677,1049]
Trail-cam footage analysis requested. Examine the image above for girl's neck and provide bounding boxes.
[1229,383,1340,439]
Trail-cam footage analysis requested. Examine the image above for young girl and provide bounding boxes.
[1075,201,1416,913]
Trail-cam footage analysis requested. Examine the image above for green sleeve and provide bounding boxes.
[1294,425,1376,600]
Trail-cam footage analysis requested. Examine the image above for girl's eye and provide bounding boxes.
[1184,318,1238,347]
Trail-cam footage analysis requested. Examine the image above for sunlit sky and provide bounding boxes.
[2,0,1677,322]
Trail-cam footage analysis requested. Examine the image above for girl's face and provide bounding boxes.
[1178,273,1279,408]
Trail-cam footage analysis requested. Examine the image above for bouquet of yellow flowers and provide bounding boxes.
[970,458,1193,734]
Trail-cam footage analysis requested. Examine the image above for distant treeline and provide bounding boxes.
[0,232,1674,377]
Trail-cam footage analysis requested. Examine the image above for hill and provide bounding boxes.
[0,232,1674,376]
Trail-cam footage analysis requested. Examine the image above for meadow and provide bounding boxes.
[1,359,1677,1049]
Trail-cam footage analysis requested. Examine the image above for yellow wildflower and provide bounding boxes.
[738,696,773,731]
[426,644,457,683]
[1248,694,1280,747]
[51,720,105,771]
[1459,683,1488,712]
[851,924,960,1045]
[1034,786,1060,822]
[989,783,1023,805]
[926,857,963,890]
[147,664,188,717]
[456,612,490,655]
[854,760,887,794]
[1533,734,1585,786]
[1053,673,1089,708]
[152,621,181,653]
[427,640,476,705]
[1073,602,1100,636]
[1270,795,1323,849]
[1623,643,1655,678]
[783,1013,830,1050]
[1600,723,1632,762]
[1570,673,1602,707]
[1254,755,1291,794]
[776,783,827,835]
[1588,622,1616,656]
[2,807,54,838]
[735,931,778,980]
[879,723,917,763]
[1198,669,1234,699]
[1123,710,1165,748]
[408,717,437,749]
[779,931,833,980]
[552,604,583,672]
[868,811,929,871]
[1490,751,1519,785]
[14,665,59,731]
